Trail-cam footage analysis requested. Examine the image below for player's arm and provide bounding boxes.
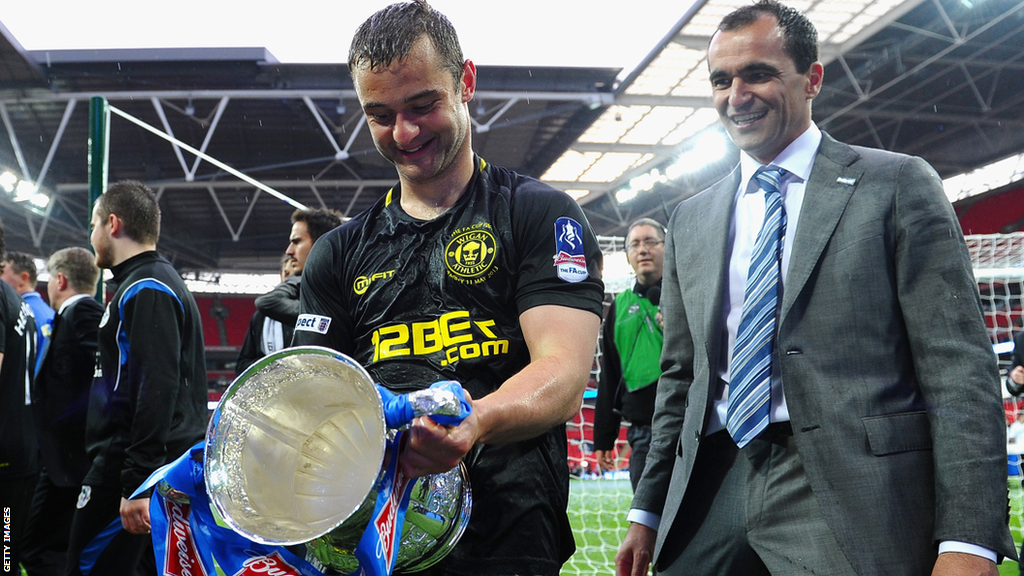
[236,314,265,374]
[476,304,599,441]
[121,288,183,496]
[400,304,600,477]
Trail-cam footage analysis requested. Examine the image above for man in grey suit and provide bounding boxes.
[615,1,1015,575]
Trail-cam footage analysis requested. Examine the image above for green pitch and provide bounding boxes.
[561,476,1024,576]
[563,477,634,576]
[1001,478,1023,576]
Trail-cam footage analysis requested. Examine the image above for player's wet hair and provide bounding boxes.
[349,0,465,88]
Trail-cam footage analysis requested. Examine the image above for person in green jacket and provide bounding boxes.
[594,217,665,489]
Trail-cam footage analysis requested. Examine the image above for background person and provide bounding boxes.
[616,2,1015,575]
[593,218,665,490]
[65,181,208,576]
[2,250,54,376]
[1007,328,1024,397]
[1010,412,1024,446]
[236,253,296,374]
[0,218,39,575]
[253,207,344,334]
[293,2,604,574]
[21,247,102,576]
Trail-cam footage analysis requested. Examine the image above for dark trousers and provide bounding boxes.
[65,485,148,576]
[626,423,652,491]
[22,470,79,576]
[0,472,39,575]
[657,428,856,576]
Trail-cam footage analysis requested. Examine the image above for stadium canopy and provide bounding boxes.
[2,0,1023,275]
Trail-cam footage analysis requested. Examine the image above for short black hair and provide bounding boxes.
[96,181,161,245]
[291,208,344,242]
[348,0,465,87]
[4,251,38,285]
[718,0,818,74]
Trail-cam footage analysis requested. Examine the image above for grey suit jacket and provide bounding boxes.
[632,133,1015,575]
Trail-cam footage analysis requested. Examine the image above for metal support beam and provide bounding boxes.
[303,96,345,159]
[822,1,1024,124]
[107,105,307,210]
[472,98,519,133]
[0,102,32,179]
[189,97,231,178]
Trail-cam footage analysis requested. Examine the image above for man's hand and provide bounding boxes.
[399,390,478,478]
[931,552,998,576]
[1011,366,1024,386]
[120,496,151,534]
[616,522,656,576]
[594,449,616,472]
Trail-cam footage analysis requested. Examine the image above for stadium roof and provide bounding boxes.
[2,0,1023,276]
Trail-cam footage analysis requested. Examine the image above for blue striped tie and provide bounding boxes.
[727,167,787,448]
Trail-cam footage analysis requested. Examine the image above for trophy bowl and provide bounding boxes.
[205,346,387,545]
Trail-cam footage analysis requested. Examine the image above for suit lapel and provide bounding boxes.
[780,134,863,321]
[676,167,739,407]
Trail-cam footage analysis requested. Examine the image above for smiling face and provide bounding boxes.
[352,36,475,193]
[708,15,823,165]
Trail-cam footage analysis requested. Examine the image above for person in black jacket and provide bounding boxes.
[65,181,208,576]
[0,216,38,575]
[21,247,102,576]
[253,208,343,334]
[236,208,342,375]
[235,253,297,374]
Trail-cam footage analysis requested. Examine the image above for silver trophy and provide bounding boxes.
[204,346,471,573]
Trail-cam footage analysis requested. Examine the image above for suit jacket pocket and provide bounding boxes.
[862,411,932,455]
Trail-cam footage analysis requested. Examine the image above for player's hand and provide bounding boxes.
[931,552,997,576]
[616,522,656,576]
[1011,366,1024,385]
[400,389,478,478]
[120,496,151,534]
[594,449,616,472]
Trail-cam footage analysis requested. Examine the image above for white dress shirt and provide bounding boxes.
[57,293,91,315]
[705,123,820,435]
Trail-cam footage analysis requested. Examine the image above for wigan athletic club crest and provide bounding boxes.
[552,217,588,283]
[445,224,498,284]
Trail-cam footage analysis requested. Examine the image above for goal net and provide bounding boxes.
[969,233,1024,561]
[563,235,636,576]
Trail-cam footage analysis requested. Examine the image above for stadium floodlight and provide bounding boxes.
[615,187,639,204]
[29,193,49,209]
[0,172,16,193]
[14,179,35,202]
